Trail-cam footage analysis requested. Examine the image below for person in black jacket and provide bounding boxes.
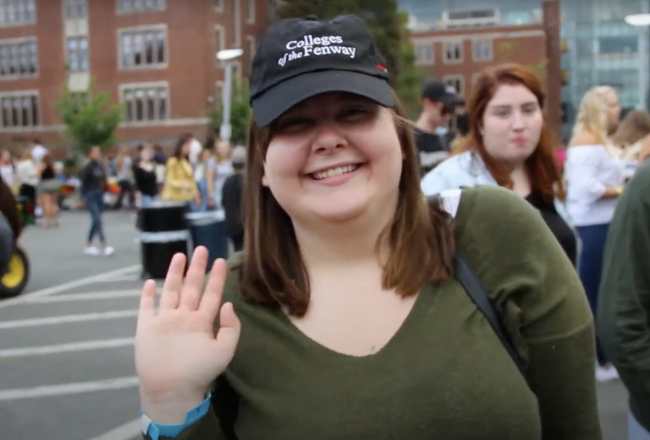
[79,146,114,256]
[221,145,245,252]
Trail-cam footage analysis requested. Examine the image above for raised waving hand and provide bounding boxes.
[135,247,240,423]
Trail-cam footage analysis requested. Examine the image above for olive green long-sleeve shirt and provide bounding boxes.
[146,185,601,440]
[599,160,650,432]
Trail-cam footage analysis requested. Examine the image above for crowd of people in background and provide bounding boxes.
[417,63,650,439]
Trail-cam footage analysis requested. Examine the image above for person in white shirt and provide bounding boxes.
[187,134,203,167]
[30,138,48,164]
[565,85,625,383]
[16,149,38,208]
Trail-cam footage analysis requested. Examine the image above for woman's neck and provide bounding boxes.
[509,164,531,197]
[294,197,397,271]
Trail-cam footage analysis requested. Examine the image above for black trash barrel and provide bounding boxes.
[186,209,229,272]
[139,201,190,280]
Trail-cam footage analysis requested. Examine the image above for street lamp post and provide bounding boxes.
[216,48,244,142]
[625,13,650,109]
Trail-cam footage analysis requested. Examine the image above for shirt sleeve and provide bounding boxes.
[598,164,650,412]
[459,186,601,440]
[566,146,608,202]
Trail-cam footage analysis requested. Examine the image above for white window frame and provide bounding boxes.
[0,90,41,130]
[443,41,463,64]
[65,0,87,20]
[0,0,37,28]
[246,35,255,68]
[413,42,433,65]
[119,81,170,126]
[246,0,254,24]
[443,74,464,97]
[472,39,493,62]
[0,37,38,80]
[214,0,224,13]
[215,80,224,108]
[117,0,166,14]
[231,0,241,47]
[66,35,89,72]
[117,24,168,71]
[231,60,242,88]
[215,24,225,67]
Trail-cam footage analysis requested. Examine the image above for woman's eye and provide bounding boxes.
[277,118,312,131]
[341,108,370,119]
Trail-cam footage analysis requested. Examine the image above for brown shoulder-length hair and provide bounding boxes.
[238,91,455,317]
[457,63,565,202]
[611,109,650,147]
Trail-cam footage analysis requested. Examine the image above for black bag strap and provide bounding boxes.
[453,252,526,376]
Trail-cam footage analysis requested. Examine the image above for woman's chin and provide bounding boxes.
[307,199,369,224]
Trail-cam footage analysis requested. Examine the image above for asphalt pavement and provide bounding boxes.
[0,210,633,440]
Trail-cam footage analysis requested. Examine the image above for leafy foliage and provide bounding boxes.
[207,79,251,146]
[56,80,122,153]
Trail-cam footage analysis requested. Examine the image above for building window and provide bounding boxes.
[0,0,36,26]
[246,0,254,24]
[444,75,464,97]
[65,0,87,19]
[118,0,166,14]
[121,84,168,123]
[246,35,255,68]
[414,43,433,65]
[443,41,463,63]
[0,40,37,78]
[119,27,166,69]
[473,40,493,62]
[215,25,225,62]
[214,0,224,12]
[215,81,224,106]
[231,61,241,87]
[67,36,89,72]
[231,0,241,47]
[1,93,39,128]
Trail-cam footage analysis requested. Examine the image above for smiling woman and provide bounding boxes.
[135,16,601,440]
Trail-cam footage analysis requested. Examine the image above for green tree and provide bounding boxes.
[207,79,251,146]
[56,80,122,153]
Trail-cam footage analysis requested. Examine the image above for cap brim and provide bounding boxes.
[252,70,394,127]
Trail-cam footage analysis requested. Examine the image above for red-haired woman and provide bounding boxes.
[421,63,576,265]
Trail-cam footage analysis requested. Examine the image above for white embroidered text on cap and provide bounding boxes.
[278,34,357,66]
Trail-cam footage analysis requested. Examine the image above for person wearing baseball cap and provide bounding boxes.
[415,81,463,176]
[136,14,601,440]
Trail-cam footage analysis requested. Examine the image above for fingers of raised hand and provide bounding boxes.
[179,247,209,311]
[198,258,227,319]
[214,302,241,358]
[160,253,187,310]
[136,279,157,330]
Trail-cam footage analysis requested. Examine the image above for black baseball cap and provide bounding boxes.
[422,81,463,105]
[249,15,394,127]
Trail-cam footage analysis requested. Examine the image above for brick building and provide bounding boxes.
[0,0,271,151]
[409,2,563,136]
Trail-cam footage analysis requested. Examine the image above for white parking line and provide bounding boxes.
[0,310,138,329]
[20,290,141,303]
[85,418,142,440]
[0,376,139,400]
[0,264,141,309]
[0,337,135,358]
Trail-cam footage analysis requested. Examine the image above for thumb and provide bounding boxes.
[215,302,241,356]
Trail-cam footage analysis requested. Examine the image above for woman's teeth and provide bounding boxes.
[311,164,360,180]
